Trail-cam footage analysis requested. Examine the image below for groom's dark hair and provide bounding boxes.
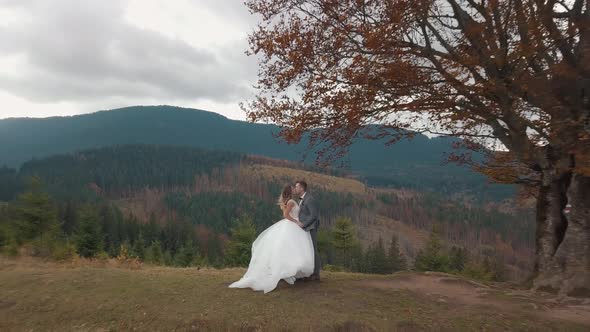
[296,180,307,191]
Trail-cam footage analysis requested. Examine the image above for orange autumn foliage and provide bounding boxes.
[243,0,590,184]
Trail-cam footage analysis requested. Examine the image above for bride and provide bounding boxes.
[228,185,315,293]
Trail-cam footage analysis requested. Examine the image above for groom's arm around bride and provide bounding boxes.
[299,192,319,231]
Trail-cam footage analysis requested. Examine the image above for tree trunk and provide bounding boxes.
[533,172,590,297]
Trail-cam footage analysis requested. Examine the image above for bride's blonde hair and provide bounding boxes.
[278,185,293,210]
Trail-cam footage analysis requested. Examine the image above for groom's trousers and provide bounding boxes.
[310,228,321,277]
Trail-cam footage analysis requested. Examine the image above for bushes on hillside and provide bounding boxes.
[224,216,257,267]
[0,177,217,267]
[414,228,505,281]
[0,177,505,282]
[319,216,408,275]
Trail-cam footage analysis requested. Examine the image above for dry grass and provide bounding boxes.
[373,188,420,199]
[113,187,172,224]
[358,216,431,256]
[1,256,588,331]
[241,164,368,195]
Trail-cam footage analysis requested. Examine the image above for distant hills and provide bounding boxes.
[0,105,514,200]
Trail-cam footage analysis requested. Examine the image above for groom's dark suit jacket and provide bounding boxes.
[299,192,319,231]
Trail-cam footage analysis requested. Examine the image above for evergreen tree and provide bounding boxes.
[174,241,198,267]
[366,237,390,274]
[61,200,78,236]
[163,250,174,266]
[145,240,164,265]
[449,246,468,272]
[206,234,223,265]
[14,176,60,242]
[107,242,120,258]
[414,229,450,272]
[316,228,335,268]
[387,235,407,272]
[224,215,257,267]
[331,217,358,269]
[192,252,208,267]
[131,233,146,260]
[145,213,159,244]
[350,244,366,273]
[0,166,22,201]
[75,206,103,258]
[99,204,119,254]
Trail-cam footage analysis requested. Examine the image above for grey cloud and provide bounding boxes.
[0,0,255,103]
[199,0,259,26]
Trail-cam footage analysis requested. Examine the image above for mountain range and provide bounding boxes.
[0,105,514,200]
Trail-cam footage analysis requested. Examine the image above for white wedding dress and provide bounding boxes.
[228,200,315,293]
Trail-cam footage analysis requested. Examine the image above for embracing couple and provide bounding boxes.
[229,181,321,293]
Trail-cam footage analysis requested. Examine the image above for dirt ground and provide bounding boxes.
[1,257,588,331]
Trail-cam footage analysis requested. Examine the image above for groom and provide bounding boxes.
[295,180,321,281]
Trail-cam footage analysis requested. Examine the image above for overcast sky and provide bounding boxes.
[0,0,259,120]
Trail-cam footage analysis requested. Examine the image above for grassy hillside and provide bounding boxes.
[1,257,588,331]
[240,164,368,195]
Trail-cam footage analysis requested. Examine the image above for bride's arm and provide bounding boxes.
[284,201,304,227]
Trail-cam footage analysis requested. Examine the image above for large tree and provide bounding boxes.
[244,0,590,295]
